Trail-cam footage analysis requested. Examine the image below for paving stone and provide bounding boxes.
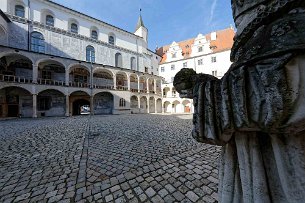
[186,191,200,202]
[145,187,156,197]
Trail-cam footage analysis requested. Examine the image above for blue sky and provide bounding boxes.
[52,0,234,50]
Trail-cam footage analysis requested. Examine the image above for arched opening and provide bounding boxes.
[0,53,33,83]
[156,79,162,95]
[37,60,65,86]
[163,101,171,113]
[163,87,170,98]
[182,100,192,113]
[148,78,155,94]
[46,15,54,26]
[37,89,65,117]
[0,86,32,118]
[140,96,148,113]
[130,74,138,92]
[86,45,95,63]
[108,33,115,45]
[69,65,90,88]
[172,87,177,97]
[70,91,90,116]
[115,53,122,67]
[31,32,45,53]
[149,97,155,113]
[15,5,25,18]
[156,98,162,113]
[139,76,146,93]
[130,95,139,109]
[116,72,128,90]
[93,92,113,115]
[70,22,78,34]
[130,57,136,70]
[93,69,114,89]
[91,27,98,40]
[172,100,182,113]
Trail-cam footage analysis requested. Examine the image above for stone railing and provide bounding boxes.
[116,86,128,91]
[0,74,32,84]
[37,78,65,86]
[92,84,114,90]
[69,82,90,88]
[131,88,138,93]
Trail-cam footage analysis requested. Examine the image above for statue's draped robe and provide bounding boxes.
[193,54,305,203]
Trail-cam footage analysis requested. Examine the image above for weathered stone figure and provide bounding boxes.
[174,0,305,202]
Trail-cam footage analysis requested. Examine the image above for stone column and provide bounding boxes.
[65,70,69,86]
[138,79,140,93]
[90,96,94,115]
[154,79,157,93]
[32,94,37,118]
[154,98,157,113]
[113,76,117,90]
[127,75,131,91]
[138,97,141,109]
[146,79,149,94]
[147,99,150,114]
[162,102,164,114]
[65,95,69,117]
[32,65,38,83]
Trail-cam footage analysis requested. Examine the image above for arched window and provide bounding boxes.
[71,23,78,33]
[31,32,45,53]
[91,30,98,40]
[46,15,54,26]
[15,5,25,18]
[115,53,122,68]
[108,35,115,45]
[130,57,136,70]
[86,46,95,63]
[119,98,126,107]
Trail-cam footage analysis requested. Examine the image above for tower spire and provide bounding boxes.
[135,8,145,31]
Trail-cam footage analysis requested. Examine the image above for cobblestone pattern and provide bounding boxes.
[0,114,221,203]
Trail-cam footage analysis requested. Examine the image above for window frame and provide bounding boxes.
[31,32,45,53]
[15,5,25,18]
[70,23,78,34]
[108,35,115,45]
[46,15,54,26]
[198,59,203,65]
[86,46,95,63]
[211,56,217,63]
[91,30,98,40]
[171,65,175,71]
[183,62,187,68]
[161,67,165,72]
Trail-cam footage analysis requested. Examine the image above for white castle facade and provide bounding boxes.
[0,0,163,117]
[157,28,235,114]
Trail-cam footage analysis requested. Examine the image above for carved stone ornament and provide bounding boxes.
[174,0,305,202]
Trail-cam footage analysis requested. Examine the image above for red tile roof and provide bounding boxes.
[157,27,235,64]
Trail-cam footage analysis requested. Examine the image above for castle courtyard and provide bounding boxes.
[0,114,220,203]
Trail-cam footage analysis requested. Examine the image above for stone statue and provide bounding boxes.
[174,0,305,202]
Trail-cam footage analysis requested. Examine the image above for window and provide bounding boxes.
[183,62,187,68]
[115,53,122,67]
[172,53,176,58]
[38,97,51,111]
[91,30,98,40]
[161,67,165,72]
[211,56,217,63]
[198,46,203,52]
[42,70,51,80]
[130,57,136,70]
[109,35,115,45]
[172,89,176,96]
[71,23,78,33]
[31,32,45,53]
[171,77,174,83]
[198,59,203,65]
[46,15,54,26]
[86,46,95,63]
[119,98,126,107]
[15,5,25,18]
[145,67,148,73]
[212,70,217,77]
[171,65,175,71]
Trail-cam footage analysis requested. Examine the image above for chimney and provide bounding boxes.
[211,32,217,41]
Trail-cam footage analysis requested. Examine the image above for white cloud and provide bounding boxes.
[208,0,218,26]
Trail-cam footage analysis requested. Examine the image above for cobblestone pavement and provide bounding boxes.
[0,114,221,203]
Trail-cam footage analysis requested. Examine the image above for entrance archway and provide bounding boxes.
[0,86,32,117]
[182,100,192,113]
[140,96,148,113]
[93,92,114,115]
[73,99,90,116]
[37,89,65,117]
[149,97,155,113]
[163,101,171,113]
[156,99,162,113]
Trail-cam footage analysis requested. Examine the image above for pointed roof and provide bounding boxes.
[135,12,146,31]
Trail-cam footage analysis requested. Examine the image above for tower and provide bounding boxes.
[134,9,148,43]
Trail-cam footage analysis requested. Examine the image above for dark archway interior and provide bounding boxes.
[73,99,90,116]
